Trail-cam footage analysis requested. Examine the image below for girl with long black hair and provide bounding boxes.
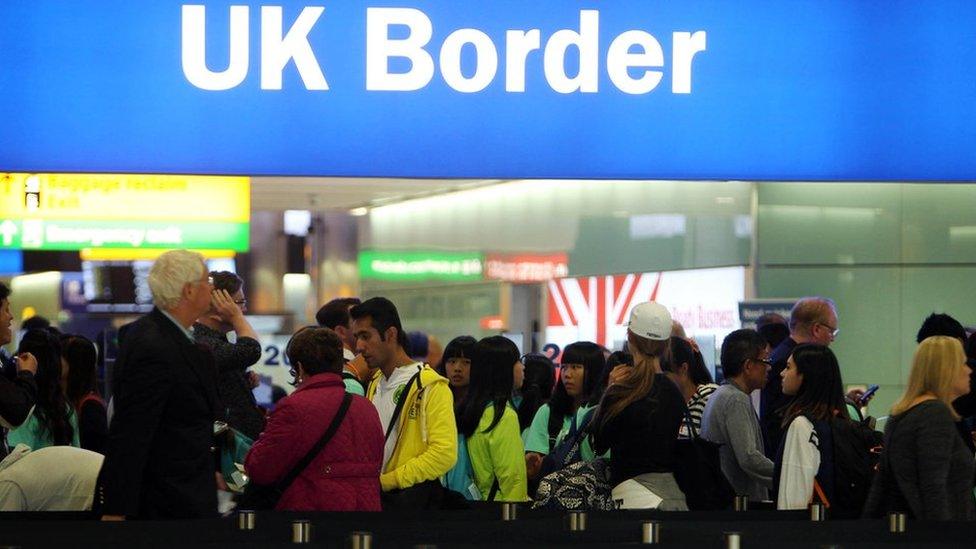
[452,336,527,501]
[61,335,108,453]
[775,344,847,510]
[436,336,477,412]
[523,341,606,480]
[8,329,78,449]
[514,353,555,435]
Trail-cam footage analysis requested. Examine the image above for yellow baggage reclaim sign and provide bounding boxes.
[0,173,249,251]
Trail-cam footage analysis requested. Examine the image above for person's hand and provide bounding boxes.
[246,371,260,389]
[14,352,37,376]
[101,515,126,521]
[211,289,243,323]
[608,365,632,386]
[847,388,869,409]
[348,354,369,378]
[525,452,543,479]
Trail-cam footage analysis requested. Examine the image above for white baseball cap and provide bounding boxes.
[627,302,672,341]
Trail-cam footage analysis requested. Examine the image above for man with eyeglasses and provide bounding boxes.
[700,329,775,503]
[96,250,220,520]
[759,297,841,459]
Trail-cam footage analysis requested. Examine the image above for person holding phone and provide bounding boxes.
[864,336,974,520]
[0,282,39,458]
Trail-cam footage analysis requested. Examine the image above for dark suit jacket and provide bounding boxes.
[95,308,219,518]
[759,336,798,459]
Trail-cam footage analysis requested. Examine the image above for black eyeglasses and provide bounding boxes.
[751,357,773,367]
[234,299,248,306]
[816,322,840,338]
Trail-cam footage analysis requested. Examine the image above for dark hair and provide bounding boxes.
[62,335,100,408]
[916,313,966,343]
[407,331,429,360]
[966,332,976,362]
[435,336,477,376]
[349,297,409,350]
[315,297,362,330]
[548,341,606,438]
[758,322,791,349]
[0,282,9,302]
[756,312,787,329]
[668,336,714,386]
[597,351,634,397]
[16,329,73,446]
[21,315,51,332]
[517,353,556,432]
[781,344,846,426]
[285,326,344,378]
[720,329,767,379]
[457,336,519,437]
[210,271,243,294]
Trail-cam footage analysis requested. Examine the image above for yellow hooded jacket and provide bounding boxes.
[367,365,458,491]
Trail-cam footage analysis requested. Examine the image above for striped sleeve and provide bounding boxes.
[687,384,719,438]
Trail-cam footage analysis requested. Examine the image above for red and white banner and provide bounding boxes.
[546,266,745,350]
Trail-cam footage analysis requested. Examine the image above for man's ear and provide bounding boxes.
[384,325,397,343]
[679,362,690,376]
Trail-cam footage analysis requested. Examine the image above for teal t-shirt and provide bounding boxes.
[522,403,599,460]
[7,405,80,450]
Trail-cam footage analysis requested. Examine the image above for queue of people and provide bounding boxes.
[0,248,973,523]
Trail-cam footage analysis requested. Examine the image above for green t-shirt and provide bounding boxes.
[342,368,365,396]
[467,403,529,502]
[523,403,599,461]
[7,406,80,450]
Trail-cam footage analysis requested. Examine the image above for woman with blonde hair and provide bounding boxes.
[864,336,974,520]
[592,302,688,510]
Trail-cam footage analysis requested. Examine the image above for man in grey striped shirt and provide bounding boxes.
[700,329,774,502]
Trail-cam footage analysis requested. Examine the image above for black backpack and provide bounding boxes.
[673,413,736,510]
[539,410,594,478]
[824,416,884,518]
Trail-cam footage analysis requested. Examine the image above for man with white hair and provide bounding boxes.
[95,250,219,519]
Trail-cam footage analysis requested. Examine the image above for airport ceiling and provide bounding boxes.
[250,177,505,212]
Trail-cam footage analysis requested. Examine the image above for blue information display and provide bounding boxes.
[1,1,975,180]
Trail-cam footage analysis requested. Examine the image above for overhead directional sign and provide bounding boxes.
[0,173,250,251]
[359,250,484,282]
[1,2,975,180]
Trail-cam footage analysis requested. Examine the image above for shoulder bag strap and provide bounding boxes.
[276,392,353,494]
[385,369,423,441]
[487,477,501,502]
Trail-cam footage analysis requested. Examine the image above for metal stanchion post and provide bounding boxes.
[724,531,741,549]
[733,495,749,511]
[809,502,826,521]
[566,511,588,531]
[888,513,906,533]
[501,502,518,521]
[349,531,373,549]
[237,510,256,530]
[291,520,311,544]
[641,520,661,544]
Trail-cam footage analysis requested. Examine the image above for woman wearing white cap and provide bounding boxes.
[591,301,689,510]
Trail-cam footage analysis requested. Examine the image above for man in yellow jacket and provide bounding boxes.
[350,297,457,509]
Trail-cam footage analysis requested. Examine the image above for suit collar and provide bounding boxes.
[149,308,219,414]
